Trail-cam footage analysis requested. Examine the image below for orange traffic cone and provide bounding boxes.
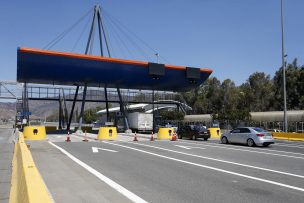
[150,132,154,141]
[171,132,177,141]
[83,130,88,142]
[133,132,138,141]
[66,131,71,142]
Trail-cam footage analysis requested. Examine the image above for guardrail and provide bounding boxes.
[272,132,304,141]
[9,133,52,203]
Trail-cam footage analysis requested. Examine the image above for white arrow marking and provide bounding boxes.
[92,147,118,153]
[175,145,206,150]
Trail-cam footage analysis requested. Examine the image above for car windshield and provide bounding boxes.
[253,127,267,132]
[195,125,207,131]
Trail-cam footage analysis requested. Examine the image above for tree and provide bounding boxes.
[159,110,184,121]
[213,79,250,121]
[273,58,303,110]
[241,72,274,112]
[83,105,110,124]
[181,77,222,114]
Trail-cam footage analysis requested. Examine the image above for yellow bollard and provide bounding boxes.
[23,126,47,140]
[97,127,117,140]
[208,128,221,139]
[157,128,174,140]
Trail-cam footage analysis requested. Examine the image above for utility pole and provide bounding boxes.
[281,0,288,132]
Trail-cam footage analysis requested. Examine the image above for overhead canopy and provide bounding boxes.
[17,48,213,91]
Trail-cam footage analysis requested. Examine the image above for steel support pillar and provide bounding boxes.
[78,84,88,131]
[67,86,79,131]
[58,99,63,129]
[152,89,155,133]
[104,87,110,122]
[23,83,29,125]
[117,87,129,130]
[61,89,69,126]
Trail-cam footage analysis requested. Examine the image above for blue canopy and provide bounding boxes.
[17,48,212,91]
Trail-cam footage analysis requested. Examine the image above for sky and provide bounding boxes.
[0,0,303,85]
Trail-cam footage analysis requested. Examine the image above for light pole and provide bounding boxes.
[281,0,288,132]
[155,53,159,64]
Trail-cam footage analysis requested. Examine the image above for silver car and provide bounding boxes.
[221,127,275,147]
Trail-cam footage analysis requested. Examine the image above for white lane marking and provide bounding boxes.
[103,141,304,192]
[179,140,304,158]
[92,147,118,153]
[274,143,304,149]
[48,142,147,203]
[175,145,192,150]
[124,141,304,179]
[175,145,206,150]
[276,140,304,145]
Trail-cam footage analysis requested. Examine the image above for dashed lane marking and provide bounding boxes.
[122,141,304,179]
[103,141,304,193]
[178,140,304,158]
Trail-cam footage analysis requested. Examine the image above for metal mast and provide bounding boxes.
[77,4,113,132]
[281,0,288,132]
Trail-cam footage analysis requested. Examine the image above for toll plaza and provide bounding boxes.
[16,5,212,136]
[3,4,304,203]
[16,48,212,140]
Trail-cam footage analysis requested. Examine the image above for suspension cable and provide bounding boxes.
[103,12,151,61]
[71,15,92,52]
[104,14,136,59]
[43,7,93,50]
[102,8,171,63]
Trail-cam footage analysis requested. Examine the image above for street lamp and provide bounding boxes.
[281,0,288,132]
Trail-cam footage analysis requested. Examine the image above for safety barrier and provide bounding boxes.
[45,126,57,133]
[208,128,221,139]
[23,126,46,140]
[97,127,117,140]
[272,132,304,141]
[9,133,52,203]
[157,128,174,140]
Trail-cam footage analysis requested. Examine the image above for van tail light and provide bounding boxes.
[256,133,265,137]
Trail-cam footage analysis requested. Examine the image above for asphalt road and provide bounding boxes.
[31,135,304,203]
[0,128,14,203]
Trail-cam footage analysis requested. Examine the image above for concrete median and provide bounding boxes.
[272,132,304,141]
[9,133,52,203]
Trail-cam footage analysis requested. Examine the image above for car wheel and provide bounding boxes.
[247,139,255,147]
[221,136,228,144]
[204,138,208,141]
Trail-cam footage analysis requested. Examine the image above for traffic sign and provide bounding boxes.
[17,112,32,116]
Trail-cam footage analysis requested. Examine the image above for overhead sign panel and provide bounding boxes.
[17,48,213,91]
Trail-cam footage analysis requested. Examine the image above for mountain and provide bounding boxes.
[0,102,16,121]
[0,101,107,121]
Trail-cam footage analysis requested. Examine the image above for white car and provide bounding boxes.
[221,127,275,147]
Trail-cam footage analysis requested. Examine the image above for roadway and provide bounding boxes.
[0,128,14,203]
[30,134,304,203]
